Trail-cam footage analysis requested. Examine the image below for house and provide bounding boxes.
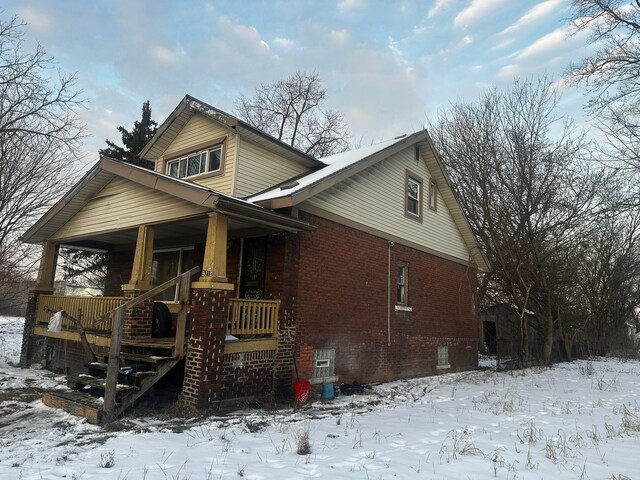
[19,95,489,423]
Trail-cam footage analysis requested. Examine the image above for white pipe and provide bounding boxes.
[387,241,392,346]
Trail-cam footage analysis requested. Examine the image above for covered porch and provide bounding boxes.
[19,159,312,419]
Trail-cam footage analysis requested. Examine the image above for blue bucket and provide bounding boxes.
[321,382,335,400]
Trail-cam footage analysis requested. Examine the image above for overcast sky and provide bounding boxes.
[2,0,592,166]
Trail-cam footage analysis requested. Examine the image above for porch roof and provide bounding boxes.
[21,157,314,245]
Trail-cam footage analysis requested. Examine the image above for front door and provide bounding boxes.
[240,237,267,299]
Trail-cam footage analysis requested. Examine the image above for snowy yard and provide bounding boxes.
[1,316,639,479]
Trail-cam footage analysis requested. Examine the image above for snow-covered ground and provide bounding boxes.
[1,317,640,479]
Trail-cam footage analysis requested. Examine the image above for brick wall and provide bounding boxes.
[220,350,275,399]
[44,338,109,374]
[121,290,153,340]
[294,212,478,385]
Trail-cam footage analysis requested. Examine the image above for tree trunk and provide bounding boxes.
[541,314,554,365]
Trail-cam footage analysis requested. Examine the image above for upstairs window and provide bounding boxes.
[405,171,423,221]
[166,146,222,179]
[429,180,438,211]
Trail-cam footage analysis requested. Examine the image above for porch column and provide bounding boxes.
[182,212,234,407]
[198,212,229,284]
[121,225,155,340]
[20,242,59,366]
[124,225,154,290]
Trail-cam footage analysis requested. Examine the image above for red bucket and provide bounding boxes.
[293,380,310,404]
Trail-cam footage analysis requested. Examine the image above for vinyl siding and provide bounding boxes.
[304,147,470,262]
[51,178,209,240]
[155,114,237,195]
[235,139,309,198]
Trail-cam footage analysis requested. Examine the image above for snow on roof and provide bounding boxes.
[248,134,413,203]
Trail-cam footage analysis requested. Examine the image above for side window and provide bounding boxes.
[397,262,408,305]
[429,180,437,212]
[405,171,423,222]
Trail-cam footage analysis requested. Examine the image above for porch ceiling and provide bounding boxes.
[61,215,290,251]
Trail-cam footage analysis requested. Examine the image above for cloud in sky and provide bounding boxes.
[454,0,506,29]
[0,0,592,167]
[499,0,567,37]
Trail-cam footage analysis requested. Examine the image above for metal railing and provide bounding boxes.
[227,299,280,336]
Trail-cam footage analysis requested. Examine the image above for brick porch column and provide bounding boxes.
[182,287,234,407]
[121,289,153,340]
[181,212,233,407]
[121,225,154,341]
[20,242,58,367]
[19,287,53,367]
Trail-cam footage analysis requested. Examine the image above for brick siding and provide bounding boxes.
[294,212,478,385]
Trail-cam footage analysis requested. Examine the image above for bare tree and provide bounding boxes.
[574,206,640,355]
[567,0,640,174]
[235,70,350,158]
[0,16,84,287]
[431,77,605,365]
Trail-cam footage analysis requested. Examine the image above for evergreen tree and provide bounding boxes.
[99,100,157,169]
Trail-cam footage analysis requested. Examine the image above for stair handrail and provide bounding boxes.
[103,266,200,423]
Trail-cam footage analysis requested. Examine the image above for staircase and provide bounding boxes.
[42,341,183,424]
[41,267,199,425]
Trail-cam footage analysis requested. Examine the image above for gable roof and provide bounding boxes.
[21,158,314,244]
[139,95,324,169]
[248,133,418,206]
[248,130,490,272]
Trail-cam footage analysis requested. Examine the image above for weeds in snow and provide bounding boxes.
[99,450,115,468]
[439,428,484,463]
[296,427,312,455]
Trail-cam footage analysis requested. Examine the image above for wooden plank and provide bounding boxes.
[42,392,102,425]
[174,270,190,357]
[103,306,124,422]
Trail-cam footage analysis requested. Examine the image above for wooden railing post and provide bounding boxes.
[103,305,125,423]
[174,270,191,358]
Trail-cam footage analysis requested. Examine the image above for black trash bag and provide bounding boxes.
[340,381,364,396]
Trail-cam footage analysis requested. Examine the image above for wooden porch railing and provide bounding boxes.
[227,299,280,336]
[36,296,124,333]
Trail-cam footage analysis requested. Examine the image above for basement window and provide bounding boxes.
[437,346,450,369]
[311,349,337,383]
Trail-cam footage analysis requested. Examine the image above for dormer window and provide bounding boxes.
[166,145,222,179]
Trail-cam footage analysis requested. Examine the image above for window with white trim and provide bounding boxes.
[405,170,423,222]
[437,346,450,368]
[407,177,420,216]
[166,146,222,179]
[397,262,408,305]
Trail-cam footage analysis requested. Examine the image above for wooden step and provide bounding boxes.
[42,390,103,425]
[119,353,175,364]
[67,374,138,393]
[87,362,156,377]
